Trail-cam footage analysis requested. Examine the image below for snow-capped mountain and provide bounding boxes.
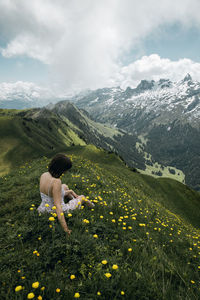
[71,74,200,191]
[72,74,200,133]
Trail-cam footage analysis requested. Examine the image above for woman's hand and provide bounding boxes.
[65,189,78,199]
[65,228,72,235]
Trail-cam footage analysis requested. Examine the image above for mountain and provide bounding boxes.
[1,145,200,299]
[0,103,145,176]
[71,74,200,190]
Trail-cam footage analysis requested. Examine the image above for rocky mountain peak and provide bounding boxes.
[136,80,155,91]
[183,73,192,82]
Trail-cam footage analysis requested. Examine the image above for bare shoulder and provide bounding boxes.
[52,178,62,189]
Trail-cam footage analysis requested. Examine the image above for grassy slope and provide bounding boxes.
[0,110,86,176]
[1,145,200,300]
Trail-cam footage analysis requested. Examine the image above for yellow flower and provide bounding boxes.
[105,272,112,278]
[139,223,146,227]
[56,288,61,293]
[30,207,34,210]
[38,237,41,240]
[74,292,80,298]
[49,217,55,221]
[121,291,125,295]
[45,204,49,207]
[21,276,26,279]
[191,280,195,284]
[109,212,113,215]
[93,234,98,238]
[112,219,116,223]
[128,248,132,252]
[112,264,118,270]
[68,213,72,217]
[100,215,104,219]
[97,291,101,295]
[27,292,35,299]
[38,296,42,300]
[40,287,45,291]
[52,213,57,217]
[15,285,23,292]
[32,281,39,289]
[101,260,107,265]
[70,275,76,280]
[52,206,57,210]
[60,212,64,216]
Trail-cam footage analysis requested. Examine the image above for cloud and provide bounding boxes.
[115,54,200,88]
[0,0,200,90]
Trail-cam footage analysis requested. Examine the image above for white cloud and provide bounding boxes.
[115,54,200,89]
[0,0,200,90]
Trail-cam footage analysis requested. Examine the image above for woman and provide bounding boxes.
[37,153,95,235]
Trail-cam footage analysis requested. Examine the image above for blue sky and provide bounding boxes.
[1,23,199,84]
[0,0,200,92]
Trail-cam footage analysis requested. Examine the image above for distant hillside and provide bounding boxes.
[1,145,200,299]
[71,75,200,191]
[0,104,145,176]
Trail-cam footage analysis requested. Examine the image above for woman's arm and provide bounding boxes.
[52,179,71,235]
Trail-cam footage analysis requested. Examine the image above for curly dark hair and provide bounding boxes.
[48,153,72,178]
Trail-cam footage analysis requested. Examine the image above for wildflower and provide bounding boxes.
[40,287,45,291]
[49,217,55,221]
[105,273,112,278]
[68,213,72,217]
[109,212,113,215]
[52,213,57,217]
[17,270,21,273]
[191,280,195,284]
[93,234,98,238]
[101,260,107,265]
[38,296,42,300]
[30,207,34,211]
[31,204,35,207]
[70,275,76,280]
[139,223,146,227]
[74,292,80,298]
[128,248,132,252]
[21,276,26,279]
[15,285,23,292]
[45,204,49,207]
[60,212,64,216]
[27,292,35,299]
[112,264,118,270]
[52,206,57,210]
[121,291,125,295]
[56,288,61,292]
[97,291,101,295]
[32,281,39,288]
[100,215,104,219]
[38,237,41,240]
[112,219,116,223]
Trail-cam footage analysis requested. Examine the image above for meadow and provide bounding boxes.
[1,145,200,299]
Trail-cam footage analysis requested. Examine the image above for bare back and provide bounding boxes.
[40,172,60,198]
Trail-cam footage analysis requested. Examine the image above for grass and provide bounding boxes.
[1,145,200,299]
[136,135,185,183]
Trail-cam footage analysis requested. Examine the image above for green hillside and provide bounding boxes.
[1,145,200,299]
[0,106,145,176]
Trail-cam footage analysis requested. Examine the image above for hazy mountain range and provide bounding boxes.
[0,74,199,190]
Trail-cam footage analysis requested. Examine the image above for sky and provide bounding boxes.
[0,0,200,97]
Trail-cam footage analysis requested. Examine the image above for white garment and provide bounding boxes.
[37,180,82,214]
